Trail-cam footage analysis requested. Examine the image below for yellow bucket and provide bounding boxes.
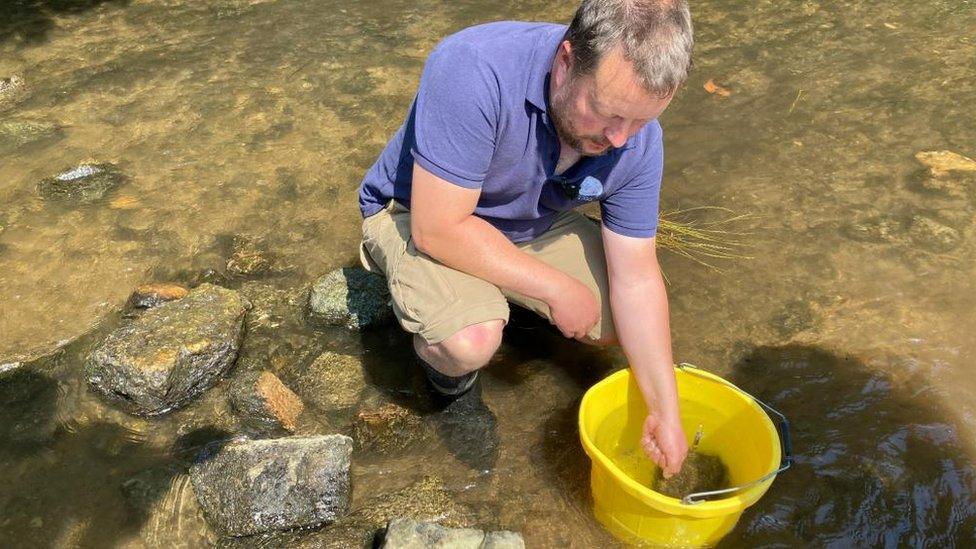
[579,364,792,547]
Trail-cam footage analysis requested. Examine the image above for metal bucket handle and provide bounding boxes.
[675,363,793,505]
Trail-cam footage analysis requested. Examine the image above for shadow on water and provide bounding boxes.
[0,0,131,47]
[719,345,976,547]
[0,367,232,547]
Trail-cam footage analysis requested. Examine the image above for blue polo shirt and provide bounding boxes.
[358,21,664,243]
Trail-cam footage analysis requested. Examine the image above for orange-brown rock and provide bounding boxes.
[129,283,189,309]
[230,370,304,432]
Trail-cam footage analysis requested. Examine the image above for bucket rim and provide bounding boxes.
[578,366,780,518]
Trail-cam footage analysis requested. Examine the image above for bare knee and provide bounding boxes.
[423,320,504,375]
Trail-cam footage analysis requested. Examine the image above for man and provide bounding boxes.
[358,0,693,476]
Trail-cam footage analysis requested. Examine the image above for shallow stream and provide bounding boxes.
[2,0,975,546]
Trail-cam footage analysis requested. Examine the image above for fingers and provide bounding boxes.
[641,432,667,471]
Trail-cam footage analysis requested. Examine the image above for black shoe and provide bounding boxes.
[416,353,479,399]
[433,382,499,471]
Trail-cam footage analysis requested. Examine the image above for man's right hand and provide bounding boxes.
[546,275,600,339]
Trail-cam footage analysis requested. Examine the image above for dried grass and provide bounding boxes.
[656,207,754,272]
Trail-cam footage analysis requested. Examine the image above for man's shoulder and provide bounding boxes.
[433,21,565,66]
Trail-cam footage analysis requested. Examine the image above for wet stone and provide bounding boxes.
[843,215,907,244]
[0,119,62,152]
[381,519,485,548]
[909,215,962,253]
[652,451,729,500]
[127,282,189,309]
[37,162,127,204]
[299,351,367,411]
[229,370,304,433]
[0,75,27,110]
[189,435,353,537]
[915,150,976,177]
[483,531,528,548]
[86,283,250,416]
[917,176,971,200]
[772,299,822,338]
[354,402,426,454]
[308,267,392,330]
[226,235,273,277]
[233,282,323,378]
[381,519,525,549]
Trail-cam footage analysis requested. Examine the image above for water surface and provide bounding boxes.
[2,0,975,546]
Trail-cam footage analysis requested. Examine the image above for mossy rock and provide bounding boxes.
[37,163,127,204]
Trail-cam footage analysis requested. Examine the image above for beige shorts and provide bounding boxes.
[360,201,614,344]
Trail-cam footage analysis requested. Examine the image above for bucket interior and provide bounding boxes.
[583,368,779,508]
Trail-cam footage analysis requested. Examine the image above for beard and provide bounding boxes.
[549,77,612,157]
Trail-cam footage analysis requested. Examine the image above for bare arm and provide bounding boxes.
[603,225,688,475]
[410,162,599,338]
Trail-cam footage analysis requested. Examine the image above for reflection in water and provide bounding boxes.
[725,345,976,546]
[0,0,974,546]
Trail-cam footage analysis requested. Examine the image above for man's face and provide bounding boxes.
[550,42,674,157]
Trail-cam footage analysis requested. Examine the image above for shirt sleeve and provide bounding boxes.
[410,40,499,189]
[599,123,664,238]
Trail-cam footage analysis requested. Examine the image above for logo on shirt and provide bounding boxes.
[577,175,604,201]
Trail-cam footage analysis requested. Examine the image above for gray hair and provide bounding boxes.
[564,0,694,97]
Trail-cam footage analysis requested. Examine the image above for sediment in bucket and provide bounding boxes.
[578,366,788,547]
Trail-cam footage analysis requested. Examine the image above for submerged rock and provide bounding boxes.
[381,519,525,549]
[190,435,353,537]
[308,267,392,330]
[299,351,367,411]
[37,162,127,203]
[0,75,27,110]
[843,215,907,244]
[127,282,189,309]
[86,283,250,416]
[771,299,822,338]
[915,150,976,177]
[916,176,970,200]
[0,119,62,152]
[226,235,273,277]
[354,402,426,453]
[229,370,304,433]
[909,215,961,253]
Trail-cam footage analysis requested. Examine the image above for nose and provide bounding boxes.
[604,119,629,148]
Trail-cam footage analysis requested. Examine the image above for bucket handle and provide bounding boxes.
[675,363,793,505]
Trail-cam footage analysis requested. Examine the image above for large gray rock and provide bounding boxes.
[214,475,474,548]
[190,435,353,537]
[308,267,392,330]
[381,519,525,549]
[86,283,250,416]
[37,162,127,203]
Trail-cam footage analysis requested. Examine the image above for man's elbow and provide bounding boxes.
[411,221,442,257]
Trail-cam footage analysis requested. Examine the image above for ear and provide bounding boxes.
[553,40,574,85]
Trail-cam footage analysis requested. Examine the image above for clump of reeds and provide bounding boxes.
[656,207,754,272]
